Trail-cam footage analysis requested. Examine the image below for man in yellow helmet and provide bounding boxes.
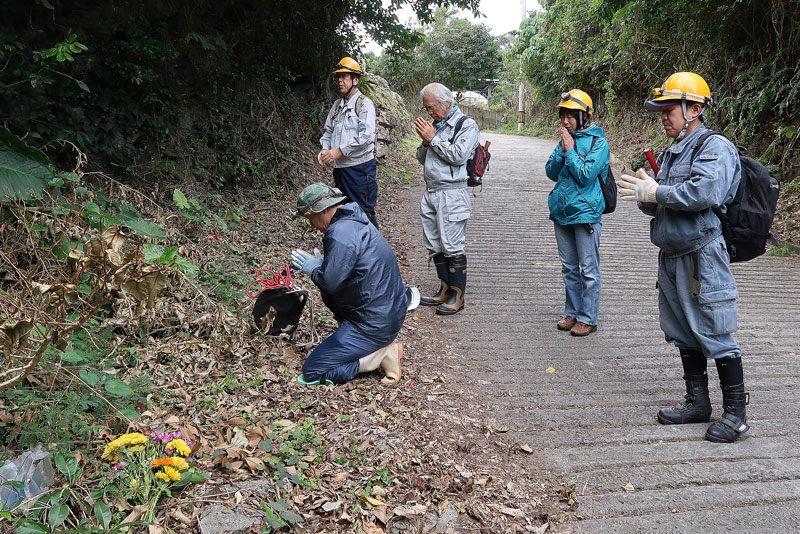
[617,72,748,443]
[318,57,379,228]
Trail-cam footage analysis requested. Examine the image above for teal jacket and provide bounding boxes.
[545,124,609,225]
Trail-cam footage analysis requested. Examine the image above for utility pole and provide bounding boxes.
[517,0,527,131]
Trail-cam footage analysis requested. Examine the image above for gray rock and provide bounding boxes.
[198,504,263,534]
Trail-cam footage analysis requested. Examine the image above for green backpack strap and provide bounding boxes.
[355,94,365,115]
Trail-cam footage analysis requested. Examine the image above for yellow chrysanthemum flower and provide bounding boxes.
[117,433,148,447]
[171,457,189,471]
[155,472,170,482]
[165,439,191,457]
[163,465,181,481]
[101,444,118,461]
[130,478,140,490]
[102,433,148,461]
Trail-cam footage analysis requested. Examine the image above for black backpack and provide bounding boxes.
[689,131,780,263]
[590,136,617,214]
[449,116,491,188]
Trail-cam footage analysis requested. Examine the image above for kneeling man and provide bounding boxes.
[291,183,407,385]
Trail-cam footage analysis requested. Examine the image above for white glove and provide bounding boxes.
[617,167,659,203]
[291,248,322,275]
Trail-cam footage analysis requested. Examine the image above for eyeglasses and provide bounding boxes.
[421,103,441,112]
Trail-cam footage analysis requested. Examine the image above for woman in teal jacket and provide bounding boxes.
[544,89,610,336]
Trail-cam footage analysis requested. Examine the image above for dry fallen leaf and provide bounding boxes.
[358,493,386,507]
[545,367,556,374]
[622,482,635,493]
[393,503,427,517]
[520,444,534,454]
[322,501,342,512]
[500,506,523,518]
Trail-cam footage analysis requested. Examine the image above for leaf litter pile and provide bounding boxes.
[3,149,570,532]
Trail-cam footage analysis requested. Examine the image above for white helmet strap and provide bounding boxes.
[677,99,705,141]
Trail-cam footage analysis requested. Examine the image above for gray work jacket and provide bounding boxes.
[416,108,479,191]
[639,124,741,257]
[320,89,376,168]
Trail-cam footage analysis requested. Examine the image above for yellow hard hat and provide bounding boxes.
[557,89,594,116]
[333,57,363,76]
[645,72,715,111]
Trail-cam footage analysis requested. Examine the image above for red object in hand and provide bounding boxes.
[644,148,659,175]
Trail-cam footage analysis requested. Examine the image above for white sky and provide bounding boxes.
[364,0,541,54]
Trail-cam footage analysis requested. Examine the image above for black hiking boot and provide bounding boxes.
[705,383,750,443]
[657,373,712,424]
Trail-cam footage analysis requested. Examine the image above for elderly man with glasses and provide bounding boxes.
[414,82,479,316]
[290,183,415,386]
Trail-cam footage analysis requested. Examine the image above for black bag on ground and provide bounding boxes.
[689,131,780,263]
[449,116,491,188]
[590,136,617,214]
[252,287,308,336]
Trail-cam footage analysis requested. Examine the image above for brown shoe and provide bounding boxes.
[557,316,577,331]
[570,322,597,336]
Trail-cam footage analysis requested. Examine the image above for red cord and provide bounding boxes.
[246,264,295,298]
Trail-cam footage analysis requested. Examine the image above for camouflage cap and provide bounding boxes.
[292,183,346,219]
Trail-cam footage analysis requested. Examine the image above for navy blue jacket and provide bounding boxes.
[311,203,407,341]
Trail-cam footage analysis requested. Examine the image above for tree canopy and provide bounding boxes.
[371,8,503,99]
[0,0,480,184]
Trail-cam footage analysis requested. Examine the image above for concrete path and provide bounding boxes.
[402,132,800,532]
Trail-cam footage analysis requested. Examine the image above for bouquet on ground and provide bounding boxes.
[100,430,205,523]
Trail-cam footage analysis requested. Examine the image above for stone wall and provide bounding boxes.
[365,74,413,162]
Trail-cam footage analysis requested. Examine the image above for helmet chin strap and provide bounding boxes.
[677,100,704,140]
[341,77,357,100]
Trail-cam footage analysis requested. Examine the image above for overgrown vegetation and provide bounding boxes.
[1,0,480,190]
[510,0,799,182]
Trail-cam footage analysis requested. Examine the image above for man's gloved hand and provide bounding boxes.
[617,167,659,203]
[291,248,322,275]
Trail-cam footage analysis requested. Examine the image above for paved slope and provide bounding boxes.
[401,132,800,533]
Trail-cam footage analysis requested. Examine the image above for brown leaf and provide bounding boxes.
[228,417,247,428]
[121,504,148,528]
[361,521,385,534]
[244,456,263,473]
[101,225,128,252]
[172,509,194,526]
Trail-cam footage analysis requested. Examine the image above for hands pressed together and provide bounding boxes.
[291,248,323,275]
[414,117,435,145]
[559,127,575,152]
[617,168,659,203]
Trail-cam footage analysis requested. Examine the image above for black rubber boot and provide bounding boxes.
[657,349,712,424]
[420,253,449,307]
[436,255,466,315]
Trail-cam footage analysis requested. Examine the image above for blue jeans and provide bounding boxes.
[302,321,395,384]
[553,222,602,325]
[657,235,741,359]
[333,159,378,228]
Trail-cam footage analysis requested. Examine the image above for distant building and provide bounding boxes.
[457,90,489,106]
